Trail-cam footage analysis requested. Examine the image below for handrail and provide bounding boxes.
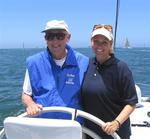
[0,129,4,139]
[136,83,150,87]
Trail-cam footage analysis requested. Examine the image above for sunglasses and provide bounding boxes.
[93,40,109,46]
[93,24,113,32]
[45,33,66,41]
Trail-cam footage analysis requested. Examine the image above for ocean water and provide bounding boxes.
[0,47,150,129]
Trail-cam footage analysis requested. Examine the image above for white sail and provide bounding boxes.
[124,38,131,48]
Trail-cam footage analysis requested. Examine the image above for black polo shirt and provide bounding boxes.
[81,55,138,139]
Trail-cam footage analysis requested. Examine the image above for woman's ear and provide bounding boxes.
[91,40,94,46]
[110,40,113,45]
[91,38,94,46]
[109,40,114,54]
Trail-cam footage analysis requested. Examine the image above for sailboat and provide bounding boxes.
[124,38,131,48]
[0,0,150,139]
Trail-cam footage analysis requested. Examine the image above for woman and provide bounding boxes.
[81,24,138,139]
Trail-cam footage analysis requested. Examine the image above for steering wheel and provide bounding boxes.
[0,107,121,139]
[19,106,121,139]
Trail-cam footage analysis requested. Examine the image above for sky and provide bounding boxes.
[0,0,150,48]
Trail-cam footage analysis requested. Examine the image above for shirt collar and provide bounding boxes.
[45,44,78,67]
[93,54,118,68]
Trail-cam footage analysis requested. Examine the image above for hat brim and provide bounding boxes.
[91,28,113,41]
[42,27,68,33]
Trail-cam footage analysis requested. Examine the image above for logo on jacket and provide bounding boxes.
[65,74,75,85]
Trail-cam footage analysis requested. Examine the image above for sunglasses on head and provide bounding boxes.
[93,24,113,32]
[45,33,66,41]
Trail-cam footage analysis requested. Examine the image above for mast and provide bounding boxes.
[113,0,120,50]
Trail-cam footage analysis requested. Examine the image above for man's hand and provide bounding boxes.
[22,93,43,116]
[26,102,43,116]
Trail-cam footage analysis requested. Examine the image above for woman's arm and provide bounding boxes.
[102,104,135,135]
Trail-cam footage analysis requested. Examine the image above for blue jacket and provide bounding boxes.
[26,45,89,120]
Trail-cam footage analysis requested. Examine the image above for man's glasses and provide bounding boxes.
[45,33,66,41]
[93,24,113,32]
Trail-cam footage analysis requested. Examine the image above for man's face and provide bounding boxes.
[45,29,70,59]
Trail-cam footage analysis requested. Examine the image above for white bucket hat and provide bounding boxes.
[42,20,70,33]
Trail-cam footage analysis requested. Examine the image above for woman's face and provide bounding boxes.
[91,35,112,63]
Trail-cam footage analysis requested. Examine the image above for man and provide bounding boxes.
[22,20,89,120]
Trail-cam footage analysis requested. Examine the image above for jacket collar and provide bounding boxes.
[46,44,78,67]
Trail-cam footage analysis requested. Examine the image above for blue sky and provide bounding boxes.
[0,0,150,48]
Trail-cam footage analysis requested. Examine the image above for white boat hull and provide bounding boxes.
[130,97,150,139]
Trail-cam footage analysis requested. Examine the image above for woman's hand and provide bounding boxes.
[102,120,120,135]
